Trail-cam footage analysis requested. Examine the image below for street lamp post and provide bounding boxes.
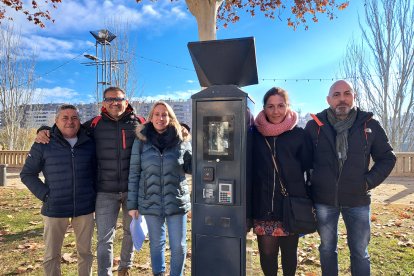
[83,29,126,113]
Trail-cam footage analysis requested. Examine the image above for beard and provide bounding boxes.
[334,105,351,117]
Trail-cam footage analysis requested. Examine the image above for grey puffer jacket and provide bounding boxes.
[127,123,192,216]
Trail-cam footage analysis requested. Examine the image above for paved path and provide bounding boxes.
[2,168,413,205]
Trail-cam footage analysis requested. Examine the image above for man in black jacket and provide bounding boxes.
[89,87,143,276]
[305,80,396,276]
[36,87,145,276]
[21,104,96,276]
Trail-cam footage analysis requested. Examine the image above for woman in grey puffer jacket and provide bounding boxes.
[127,101,192,276]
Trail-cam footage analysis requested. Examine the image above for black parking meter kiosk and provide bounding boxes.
[188,37,258,276]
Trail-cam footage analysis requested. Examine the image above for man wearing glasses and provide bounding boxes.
[36,87,145,275]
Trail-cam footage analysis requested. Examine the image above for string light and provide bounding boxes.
[30,47,405,85]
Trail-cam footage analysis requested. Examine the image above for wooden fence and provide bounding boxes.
[0,151,29,168]
[0,150,413,177]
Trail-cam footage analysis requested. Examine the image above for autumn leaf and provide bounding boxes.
[399,212,411,219]
[62,252,76,263]
[17,242,44,250]
[113,256,121,266]
[397,239,414,247]
[16,265,32,274]
[64,241,76,248]
[395,220,403,227]
[137,261,151,270]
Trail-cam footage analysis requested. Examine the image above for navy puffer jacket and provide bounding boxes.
[20,125,96,218]
[127,123,192,216]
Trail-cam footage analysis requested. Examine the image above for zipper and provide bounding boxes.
[270,137,277,214]
[334,159,344,206]
[122,129,126,150]
[117,121,121,187]
[71,148,76,217]
[362,124,369,191]
[160,149,165,216]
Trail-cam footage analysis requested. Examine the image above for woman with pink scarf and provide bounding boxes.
[252,87,312,276]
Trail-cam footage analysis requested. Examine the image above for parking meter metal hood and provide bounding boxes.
[188,37,258,88]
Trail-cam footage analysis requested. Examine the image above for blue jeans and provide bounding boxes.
[145,214,187,276]
[96,192,133,276]
[315,203,371,276]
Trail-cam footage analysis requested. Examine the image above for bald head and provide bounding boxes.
[327,79,356,120]
[328,80,354,97]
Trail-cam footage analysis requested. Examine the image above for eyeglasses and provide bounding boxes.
[103,97,126,103]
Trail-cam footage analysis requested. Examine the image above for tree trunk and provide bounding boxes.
[186,0,224,41]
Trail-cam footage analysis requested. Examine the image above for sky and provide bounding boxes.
[3,0,366,116]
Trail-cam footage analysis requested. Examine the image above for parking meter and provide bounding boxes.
[188,37,258,276]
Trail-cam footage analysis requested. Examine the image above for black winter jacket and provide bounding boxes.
[305,108,396,207]
[252,126,312,221]
[84,105,142,193]
[20,125,96,218]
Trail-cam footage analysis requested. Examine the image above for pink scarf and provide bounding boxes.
[254,109,298,137]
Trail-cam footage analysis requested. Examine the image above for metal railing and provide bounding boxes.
[0,150,413,176]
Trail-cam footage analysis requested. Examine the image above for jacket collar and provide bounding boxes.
[315,107,373,156]
[51,124,91,147]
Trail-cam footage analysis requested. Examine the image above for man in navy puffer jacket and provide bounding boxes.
[21,104,96,276]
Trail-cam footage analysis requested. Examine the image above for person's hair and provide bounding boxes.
[55,104,79,119]
[147,101,182,139]
[262,87,290,107]
[103,86,126,98]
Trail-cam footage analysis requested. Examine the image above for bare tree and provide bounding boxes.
[0,23,37,150]
[341,0,414,151]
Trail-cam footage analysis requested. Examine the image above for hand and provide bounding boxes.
[35,130,51,144]
[181,127,189,138]
[128,210,139,219]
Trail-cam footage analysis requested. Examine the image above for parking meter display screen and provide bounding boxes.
[203,116,234,161]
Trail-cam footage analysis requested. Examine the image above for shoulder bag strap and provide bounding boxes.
[264,137,288,197]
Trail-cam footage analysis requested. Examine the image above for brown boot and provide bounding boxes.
[118,268,130,276]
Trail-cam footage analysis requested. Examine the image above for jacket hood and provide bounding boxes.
[135,123,190,143]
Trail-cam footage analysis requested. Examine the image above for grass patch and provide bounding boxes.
[0,188,413,275]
